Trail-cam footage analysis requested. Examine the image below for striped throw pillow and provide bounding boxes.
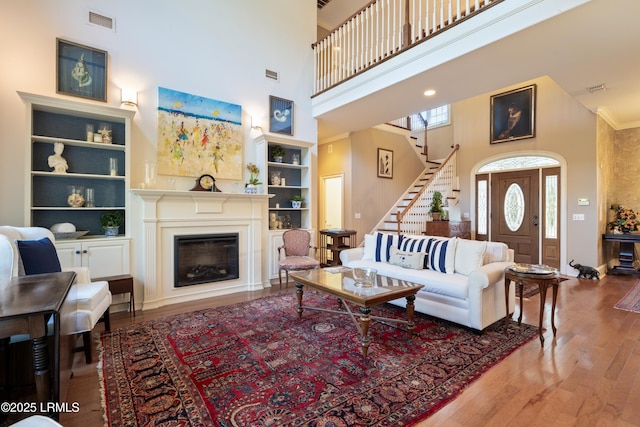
[369,232,402,262]
[424,237,457,274]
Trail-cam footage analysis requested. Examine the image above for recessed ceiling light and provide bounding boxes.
[423,89,436,97]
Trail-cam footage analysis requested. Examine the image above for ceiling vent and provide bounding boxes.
[265,69,279,82]
[586,83,607,94]
[88,11,115,30]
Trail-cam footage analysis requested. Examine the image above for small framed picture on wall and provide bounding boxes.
[377,148,393,179]
[490,84,536,144]
[56,38,108,102]
[269,96,294,136]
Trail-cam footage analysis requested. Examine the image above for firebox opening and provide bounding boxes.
[174,233,239,287]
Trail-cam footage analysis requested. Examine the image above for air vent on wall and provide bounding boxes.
[89,11,114,30]
[265,69,279,82]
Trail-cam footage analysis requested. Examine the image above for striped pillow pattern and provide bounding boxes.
[424,238,450,273]
[400,236,455,273]
[373,232,402,262]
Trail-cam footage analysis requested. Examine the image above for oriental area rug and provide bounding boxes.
[100,291,538,426]
[614,279,640,313]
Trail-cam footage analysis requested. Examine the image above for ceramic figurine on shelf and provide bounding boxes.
[99,123,112,144]
[48,142,68,174]
[271,170,281,186]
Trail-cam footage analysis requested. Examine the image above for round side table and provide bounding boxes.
[504,265,568,346]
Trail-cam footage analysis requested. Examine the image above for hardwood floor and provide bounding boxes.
[60,275,640,427]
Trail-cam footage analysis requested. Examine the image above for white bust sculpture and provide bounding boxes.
[48,142,68,174]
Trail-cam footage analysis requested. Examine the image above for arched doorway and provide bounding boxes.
[473,153,567,269]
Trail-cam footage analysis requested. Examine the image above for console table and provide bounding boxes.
[602,233,640,276]
[425,220,471,239]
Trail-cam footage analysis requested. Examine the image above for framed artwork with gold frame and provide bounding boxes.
[490,84,536,144]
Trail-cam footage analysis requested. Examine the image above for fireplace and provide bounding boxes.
[174,233,239,287]
[132,189,270,309]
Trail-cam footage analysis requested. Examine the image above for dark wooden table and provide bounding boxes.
[504,266,568,346]
[318,230,357,267]
[95,274,135,316]
[602,233,640,276]
[0,271,75,418]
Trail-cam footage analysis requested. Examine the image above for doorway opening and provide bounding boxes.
[320,174,344,230]
[474,154,565,268]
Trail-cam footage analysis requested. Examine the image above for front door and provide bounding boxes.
[491,169,540,264]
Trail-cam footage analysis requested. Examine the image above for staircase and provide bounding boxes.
[372,144,460,235]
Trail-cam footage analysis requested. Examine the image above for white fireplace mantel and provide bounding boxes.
[131,189,272,310]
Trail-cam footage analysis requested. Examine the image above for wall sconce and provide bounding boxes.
[121,88,138,107]
[251,116,263,131]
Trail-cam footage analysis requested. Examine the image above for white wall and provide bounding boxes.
[0,0,317,225]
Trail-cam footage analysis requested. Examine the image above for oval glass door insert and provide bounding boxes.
[504,183,525,231]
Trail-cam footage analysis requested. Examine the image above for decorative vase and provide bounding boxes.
[273,156,283,163]
[291,201,301,209]
[244,184,257,194]
[104,226,119,237]
[67,186,85,207]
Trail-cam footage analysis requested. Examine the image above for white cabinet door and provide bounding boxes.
[55,242,83,269]
[56,238,130,279]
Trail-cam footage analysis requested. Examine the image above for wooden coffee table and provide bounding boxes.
[290,268,424,357]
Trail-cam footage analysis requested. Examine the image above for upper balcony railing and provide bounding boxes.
[312,0,501,96]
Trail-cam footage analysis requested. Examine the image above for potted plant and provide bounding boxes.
[100,210,124,236]
[290,194,303,209]
[430,191,444,221]
[271,145,286,163]
[245,163,262,193]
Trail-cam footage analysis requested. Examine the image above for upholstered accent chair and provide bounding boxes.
[277,229,320,288]
[0,226,111,363]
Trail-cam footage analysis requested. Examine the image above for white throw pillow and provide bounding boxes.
[362,234,377,261]
[483,241,510,264]
[454,239,488,276]
[389,247,425,270]
[424,237,457,274]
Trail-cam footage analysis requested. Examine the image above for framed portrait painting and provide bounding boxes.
[269,96,293,135]
[56,38,108,102]
[377,148,393,179]
[490,84,536,144]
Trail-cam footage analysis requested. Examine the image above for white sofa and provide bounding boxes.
[339,232,515,332]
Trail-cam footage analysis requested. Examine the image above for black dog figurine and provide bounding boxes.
[569,259,600,280]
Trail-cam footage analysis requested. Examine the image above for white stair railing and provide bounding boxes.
[370,144,459,235]
[313,0,500,95]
